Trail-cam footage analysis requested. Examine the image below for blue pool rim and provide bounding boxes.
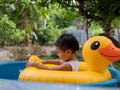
[0,61,120,87]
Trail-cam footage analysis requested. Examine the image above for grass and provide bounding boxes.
[113,61,120,70]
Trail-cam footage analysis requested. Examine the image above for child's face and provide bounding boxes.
[56,47,71,62]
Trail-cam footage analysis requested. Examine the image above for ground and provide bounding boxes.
[0,46,56,62]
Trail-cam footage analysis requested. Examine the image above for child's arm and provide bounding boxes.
[26,61,72,71]
[42,59,63,65]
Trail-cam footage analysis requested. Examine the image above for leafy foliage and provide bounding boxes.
[0,0,42,45]
[42,0,120,34]
[9,47,28,61]
[0,0,120,46]
[0,15,26,46]
[36,23,60,45]
[47,4,79,29]
[112,17,120,29]
[28,44,46,57]
[0,1,79,45]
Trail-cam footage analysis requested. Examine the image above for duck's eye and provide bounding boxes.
[91,41,100,50]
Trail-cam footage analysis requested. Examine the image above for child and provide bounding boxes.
[26,34,79,71]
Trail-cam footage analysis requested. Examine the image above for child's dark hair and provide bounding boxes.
[99,33,120,48]
[55,34,79,53]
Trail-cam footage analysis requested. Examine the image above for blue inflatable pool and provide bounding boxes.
[0,61,120,90]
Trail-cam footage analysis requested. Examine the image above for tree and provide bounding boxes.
[31,2,79,45]
[0,0,42,45]
[112,17,120,42]
[39,0,120,38]
[0,15,26,46]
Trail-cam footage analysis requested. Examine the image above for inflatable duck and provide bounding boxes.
[18,35,120,84]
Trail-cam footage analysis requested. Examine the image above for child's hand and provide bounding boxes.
[42,60,47,64]
[26,60,48,70]
[26,60,39,67]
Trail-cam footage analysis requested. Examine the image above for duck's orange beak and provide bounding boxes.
[98,43,120,63]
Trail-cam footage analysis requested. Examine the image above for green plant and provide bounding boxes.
[0,15,26,46]
[36,26,60,45]
[9,47,28,61]
[113,61,120,70]
[28,44,46,57]
[50,51,58,59]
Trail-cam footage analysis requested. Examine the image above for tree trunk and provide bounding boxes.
[85,28,89,40]
[103,26,113,37]
[43,19,46,28]
[118,28,120,42]
[85,19,91,40]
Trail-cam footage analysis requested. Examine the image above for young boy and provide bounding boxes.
[26,34,79,71]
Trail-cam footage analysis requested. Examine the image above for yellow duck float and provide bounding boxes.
[18,35,120,84]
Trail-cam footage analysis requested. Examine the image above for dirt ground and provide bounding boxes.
[0,46,56,62]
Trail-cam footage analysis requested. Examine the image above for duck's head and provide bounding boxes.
[82,35,120,73]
